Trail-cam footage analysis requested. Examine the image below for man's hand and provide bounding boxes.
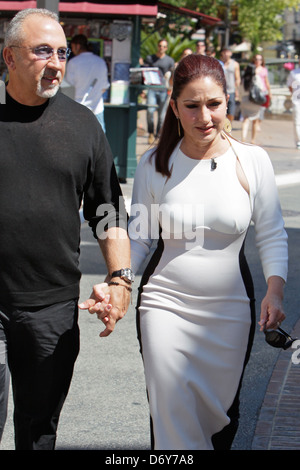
[78,282,130,337]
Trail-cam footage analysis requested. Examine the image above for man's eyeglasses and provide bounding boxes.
[10,45,71,61]
[264,327,297,350]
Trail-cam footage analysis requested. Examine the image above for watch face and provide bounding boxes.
[123,268,134,281]
[111,268,134,282]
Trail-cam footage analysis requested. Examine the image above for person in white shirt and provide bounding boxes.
[287,60,300,149]
[65,34,109,131]
[128,54,288,450]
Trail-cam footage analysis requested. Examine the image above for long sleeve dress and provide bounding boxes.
[128,136,288,450]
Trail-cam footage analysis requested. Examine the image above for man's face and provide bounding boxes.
[196,42,206,54]
[71,42,81,56]
[5,15,67,105]
[220,50,232,62]
[158,41,168,53]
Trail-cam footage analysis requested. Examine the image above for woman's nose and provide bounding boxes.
[198,106,211,123]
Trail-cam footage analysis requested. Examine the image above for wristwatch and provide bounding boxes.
[111,268,135,284]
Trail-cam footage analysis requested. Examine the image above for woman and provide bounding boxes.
[241,54,271,143]
[254,54,272,128]
[240,61,261,143]
[128,54,288,450]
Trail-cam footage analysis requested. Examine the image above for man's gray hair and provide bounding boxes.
[4,8,59,47]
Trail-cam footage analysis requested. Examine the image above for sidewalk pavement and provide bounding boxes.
[122,111,300,451]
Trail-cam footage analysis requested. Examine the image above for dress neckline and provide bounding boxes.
[178,145,233,164]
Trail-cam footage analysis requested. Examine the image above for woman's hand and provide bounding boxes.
[78,282,131,337]
[258,276,286,331]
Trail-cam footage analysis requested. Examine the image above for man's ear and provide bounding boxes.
[3,47,16,70]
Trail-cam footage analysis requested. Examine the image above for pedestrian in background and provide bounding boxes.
[128,54,288,450]
[143,39,174,145]
[0,8,130,450]
[287,58,300,149]
[240,61,262,143]
[196,40,206,55]
[253,54,272,131]
[206,45,225,70]
[65,34,109,132]
[180,48,193,59]
[220,47,241,125]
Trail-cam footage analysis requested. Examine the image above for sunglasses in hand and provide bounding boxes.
[264,327,297,350]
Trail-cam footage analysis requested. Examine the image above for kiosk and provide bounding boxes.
[0,1,220,181]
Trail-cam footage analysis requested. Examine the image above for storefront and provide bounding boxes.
[0,1,220,181]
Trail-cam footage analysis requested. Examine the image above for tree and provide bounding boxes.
[236,0,299,51]
[162,0,299,51]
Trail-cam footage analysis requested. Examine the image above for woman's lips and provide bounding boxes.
[196,126,214,133]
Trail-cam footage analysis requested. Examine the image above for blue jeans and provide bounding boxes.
[147,88,168,135]
[227,92,236,118]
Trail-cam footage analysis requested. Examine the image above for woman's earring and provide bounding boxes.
[177,117,181,137]
[223,118,232,133]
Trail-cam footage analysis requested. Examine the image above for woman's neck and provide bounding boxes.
[180,132,230,160]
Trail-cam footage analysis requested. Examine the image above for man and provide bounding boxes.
[65,34,109,132]
[0,8,131,450]
[196,40,206,55]
[220,48,241,123]
[287,60,300,149]
[205,45,224,70]
[143,39,174,144]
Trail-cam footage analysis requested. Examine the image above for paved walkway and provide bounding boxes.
[127,111,300,451]
[2,111,298,451]
[252,320,300,450]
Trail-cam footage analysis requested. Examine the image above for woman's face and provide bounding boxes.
[170,76,228,149]
[254,55,263,66]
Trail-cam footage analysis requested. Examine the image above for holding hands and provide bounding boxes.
[79,281,131,337]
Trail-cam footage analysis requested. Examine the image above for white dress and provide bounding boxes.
[129,137,288,450]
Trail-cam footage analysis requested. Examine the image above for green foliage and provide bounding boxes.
[140,31,197,63]
[159,0,300,51]
[236,0,299,50]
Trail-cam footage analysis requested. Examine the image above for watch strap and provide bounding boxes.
[111,268,134,283]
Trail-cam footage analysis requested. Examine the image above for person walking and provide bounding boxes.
[195,40,206,55]
[287,58,300,149]
[65,34,109,132]
[220,47,241,125]
[128,54,288,450]
[240,58,267,144]
[143,39,174,144]
[0,8,131,450]
[253,54,272,131]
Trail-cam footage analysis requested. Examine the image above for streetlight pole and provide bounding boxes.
[36,0,59,15]
[224,0,232,48]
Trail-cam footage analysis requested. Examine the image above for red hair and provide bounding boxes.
[153,54,227,177]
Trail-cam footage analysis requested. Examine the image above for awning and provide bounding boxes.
[158,1,221,26]
[0,1,158,15]
[0,1,221,24]
[59,2,157,15]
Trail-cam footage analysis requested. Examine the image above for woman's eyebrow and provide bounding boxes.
[182,96,223,102]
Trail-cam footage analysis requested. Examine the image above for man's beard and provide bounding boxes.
[36,68,62,98]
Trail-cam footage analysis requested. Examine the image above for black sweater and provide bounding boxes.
[0,90,126,307]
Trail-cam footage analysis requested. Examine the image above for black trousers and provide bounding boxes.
[0,299,80,450]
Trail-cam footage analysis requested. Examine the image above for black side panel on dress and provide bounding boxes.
[212,236,256,450]
[135,229,164,450]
